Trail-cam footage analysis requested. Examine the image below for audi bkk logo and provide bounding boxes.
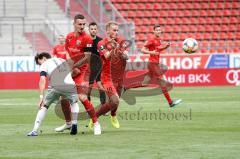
[226,70,240,85]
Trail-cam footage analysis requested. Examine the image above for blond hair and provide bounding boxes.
[105,21,119,31]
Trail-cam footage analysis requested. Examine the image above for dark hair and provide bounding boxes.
[89,22,97,27]
[153,24,161,30]
[74,14,85,22]
[35,52,51,65]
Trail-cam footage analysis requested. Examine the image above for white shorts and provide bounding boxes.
[44,86,78,107]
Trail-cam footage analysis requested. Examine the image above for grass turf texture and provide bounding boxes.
[0,87,239,159]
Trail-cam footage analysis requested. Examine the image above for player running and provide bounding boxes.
[56,14,101,135]
[141,24,182,107]
[87,22,106,104]
[27,52,80,136]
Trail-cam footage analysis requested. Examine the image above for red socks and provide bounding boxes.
[61,99,71,123]
[82,99,97,123]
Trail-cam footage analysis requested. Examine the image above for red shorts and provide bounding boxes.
[73,67,89,94]
[113,79,124,96]
[102,81,118,97]
[148,62,165,78]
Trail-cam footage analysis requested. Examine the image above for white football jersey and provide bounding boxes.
[39,57,75,89]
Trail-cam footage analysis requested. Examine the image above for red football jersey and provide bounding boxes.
[65,31,93,65]
[110,38,127,82]
[98,37,127,83]
[52,44,67,60]
[144,36,162,63]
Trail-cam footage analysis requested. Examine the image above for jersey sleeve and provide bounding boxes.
[83,35,93,52]
[97,40,107,58]
[39,62,48,76]
[52,46,57,56]
[65,35,70,54]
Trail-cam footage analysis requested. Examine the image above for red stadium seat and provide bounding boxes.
[213,25,221,32]
[121,3,129,10]
[129,3,138,10]
[153,3,161,10]
[200,10,207,17]
[169,3,178,10]
[134,18,143,25]
[227,32,235,40]
[232,2,239,9]
[217,3,224,9]
[212,32,219,40]
[181,25,189,32]
[220,32,228,40]
[137,3,145,10]
[128,11,137,18]
[145,3,153,10]
[150,18,158,25]
[231,9,240,16]
[201,3,209,10]
[224,10,231,16]
[215,10,224,16]
[209,2,216,9]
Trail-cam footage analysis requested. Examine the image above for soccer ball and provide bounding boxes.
[182,38,198,54]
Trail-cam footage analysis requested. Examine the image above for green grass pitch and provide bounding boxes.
[0,87,239,159]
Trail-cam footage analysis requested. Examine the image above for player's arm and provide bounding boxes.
[122,50,129,60]
[141,46,158,55]
[97,40,111,59]
[118,39,130,60]
[38,71,47,108]
[157,42,171,52]
[52,46,57,58]
[73,52,90,68]
[66,51,71,60]
[141,40,158,55]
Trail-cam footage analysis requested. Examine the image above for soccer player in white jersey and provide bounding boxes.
[27,52,83,136]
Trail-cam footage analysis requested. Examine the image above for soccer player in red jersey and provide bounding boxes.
[52,35,69,60]
[58,14,101,135]
[93,21,129,128]
[141,25,182,107]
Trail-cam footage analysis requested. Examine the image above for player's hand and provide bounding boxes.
[67,58,74,69]
[38,98,44,109]
[122,50,129,60]
[72,67,81,77]
[164,42,171,49]
[151,50,159,55]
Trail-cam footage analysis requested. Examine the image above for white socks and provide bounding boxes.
[33,107,48,132]
[71,102,79,125]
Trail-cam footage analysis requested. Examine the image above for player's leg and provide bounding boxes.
[28,89,60,136]
[150,63,182,107]
[74,71,98,124]
[110,81,122,117]
[158,78,182,107]
[96,81,106,105]
[95,83,120,128]
[77,84,101,135]
[87,71,95,101]
[56,87,80,135]
[69,101,79,135]
[55,96,72,132]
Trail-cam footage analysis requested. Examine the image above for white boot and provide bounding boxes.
[93,122,101,135]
